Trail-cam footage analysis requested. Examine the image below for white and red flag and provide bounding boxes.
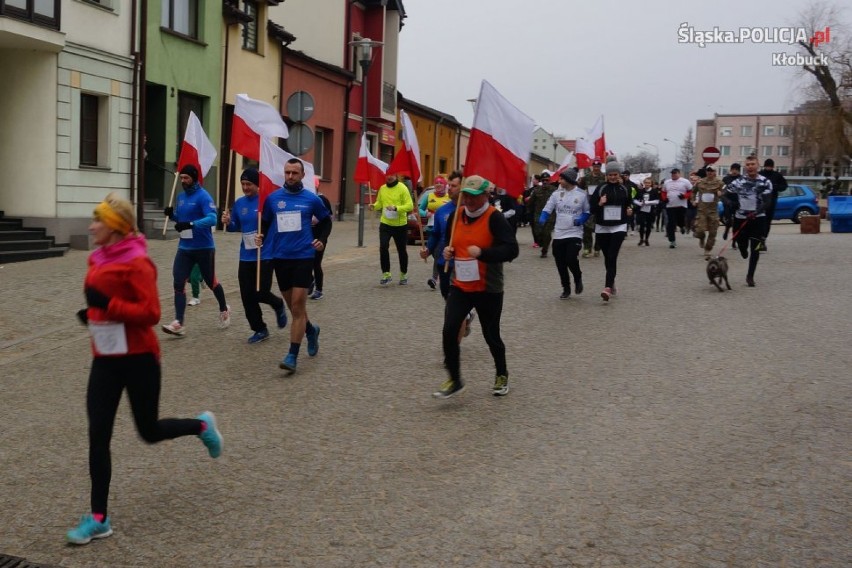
[177,111,217,185]
[464,80,535,198]
[550,151,576,180]
[386,109,421,183]
[230,94,289,161]
[353,133,389,190]
[575,115,607,169]
[259,138,317,210]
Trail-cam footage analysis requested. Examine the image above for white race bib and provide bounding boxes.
[179,228,193,239]
[384,208,399,220]
[641,205,652,213]
[88,321,128,355]
[555,214,574,230]
[454,259,480,282]
[603,206,621,221]
[427,215,435,227]
[276,211,302,233]
[242,231,258,250]
[587,184,598,196]
[701,192,715,203]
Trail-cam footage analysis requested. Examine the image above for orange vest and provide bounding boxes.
[451,207,495,292]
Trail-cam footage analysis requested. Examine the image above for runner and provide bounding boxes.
[538,170,589,299]
[725,155,772,286]
[67,192,222,545]
[633,177,660,246]
[370,173,414,286]
[692,166,724,260]
[590,160,634,301]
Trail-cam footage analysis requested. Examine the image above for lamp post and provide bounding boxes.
[350,37,383,247]
[642,142,660,174]
[663,138,679,171]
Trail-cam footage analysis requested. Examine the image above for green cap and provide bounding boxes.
[461,175,489,195]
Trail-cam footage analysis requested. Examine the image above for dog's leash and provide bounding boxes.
[715,216,750,257]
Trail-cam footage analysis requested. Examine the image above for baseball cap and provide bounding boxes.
[461,175,490,195]
[592,159,602,166]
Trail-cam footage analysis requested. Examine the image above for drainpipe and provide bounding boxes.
[129,0,137,208]
[339,81,353,221]
[135,0,148,225]
[221,18,233,212]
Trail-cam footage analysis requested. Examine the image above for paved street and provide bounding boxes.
[1,216,849,567]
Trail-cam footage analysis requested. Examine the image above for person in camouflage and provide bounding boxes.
[692,166,724,259]
[528,172,556,257]
[579,159,606,257]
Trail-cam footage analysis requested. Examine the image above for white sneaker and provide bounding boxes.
[188,297,201,306]
[162,320,186,336]
[218,305,231,329]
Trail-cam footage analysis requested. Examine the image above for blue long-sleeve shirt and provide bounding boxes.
[260,184,331,260]
[426,200,456,267]
[174,183,218,250]
[226,193,272,262]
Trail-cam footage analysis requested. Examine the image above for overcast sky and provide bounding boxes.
[397,0,845,167]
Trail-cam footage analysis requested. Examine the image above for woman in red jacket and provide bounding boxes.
[66,193,223,545]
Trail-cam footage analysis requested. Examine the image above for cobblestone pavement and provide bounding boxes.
[1,216,849,567]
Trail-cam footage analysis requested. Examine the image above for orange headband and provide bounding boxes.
[94,201,132,235]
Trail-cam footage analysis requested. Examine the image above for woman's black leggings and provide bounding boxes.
[596,231,626,289]
[87,354,201,516]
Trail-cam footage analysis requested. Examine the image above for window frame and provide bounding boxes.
[763,125,776,136]
[719,126,732,137]
[161,0,199,40]
[241,0,258,52]
[740,125,753,137]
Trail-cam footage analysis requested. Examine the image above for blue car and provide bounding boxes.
[718,183,820,223]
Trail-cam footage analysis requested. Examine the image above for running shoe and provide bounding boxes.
[399,273,408,286]
[669,242,677,249]
[67,514,112,545]
[432,379,464,399]
[309,289,324,300]
[197,411,223,458]
[306,324,320,356]
[275,305,288,329]
[380,273,392,286]
[161,320,186,336]
[560,291,570,300]
[188,297,201,306]
[581,250,591,258]
[601,287,612,301]
[280,353,297,373]
[574,279,584,294]
[247,329,270,344]
[218,306,231,329]
[493,375,509,396]
[427,278,436,290]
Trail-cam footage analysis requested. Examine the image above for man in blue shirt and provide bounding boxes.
[162,164,230,336]
[222,168,288,344]
[259,159,331,373]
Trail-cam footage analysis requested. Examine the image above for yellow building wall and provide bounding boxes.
[398,110,458,187]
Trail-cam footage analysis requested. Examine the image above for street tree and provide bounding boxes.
[680,126,695,171]
[622,151,659,174]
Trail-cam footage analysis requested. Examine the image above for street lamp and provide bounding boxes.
[642,142,660,173]
[663,138,679,171]
[350,37,383,247]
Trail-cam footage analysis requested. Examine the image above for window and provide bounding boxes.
[719,127,732,137]
[1,0,60,29]
[161,0,198,39]
[313,128,333,179]
[739,145,753,156]
[740,125,753,136]
[779,125,792,137]
[777,146,790,157]
[242,1,258,52]
[439,158,448,173]
[80,93,108,167]
[719,145,731,156]
[761,145,773,157]
[763,125,776,136]
[177,92,205,157]
[717,166,728,176]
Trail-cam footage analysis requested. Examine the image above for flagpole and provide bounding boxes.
[256,209,262,291]
[443,189,463,273]
[162,172,179,236]
[224,150,235,220]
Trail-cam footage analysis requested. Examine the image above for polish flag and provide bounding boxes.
[353,133,389,191]
[575,116,607,169]
[463,80,535,198]
[550,151,575,180]
[230,94,289,161]
[386,109,421,183]
[575,139,594,169]
[177,111,217,185]
[259,137,316,210]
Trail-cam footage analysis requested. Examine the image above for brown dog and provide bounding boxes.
[706,256,731,292]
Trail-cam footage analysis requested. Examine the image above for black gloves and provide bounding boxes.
[85,288,110,310]
[174,221,193,232]
[76,308,88,325]
[164,206,174,219]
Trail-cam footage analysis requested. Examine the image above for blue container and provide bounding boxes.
[828,195,852,233]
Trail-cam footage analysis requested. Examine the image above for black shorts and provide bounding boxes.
[272,258,314,291]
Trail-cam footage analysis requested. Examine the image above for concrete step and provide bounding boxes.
[0,219,23,231]
[0,239,53,251]
[0,229,46,241]
[0,246,68,264]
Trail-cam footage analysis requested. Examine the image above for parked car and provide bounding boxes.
[717,183,819,223]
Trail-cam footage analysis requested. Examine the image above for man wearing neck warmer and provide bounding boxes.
[370,173,415,285]
[433,175,519,400]
[161,164,231,336]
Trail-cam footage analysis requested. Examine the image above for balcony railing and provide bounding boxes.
[0,0,61,30]
[382,81,396,115]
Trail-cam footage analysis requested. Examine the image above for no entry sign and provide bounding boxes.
[702,146,721,164]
